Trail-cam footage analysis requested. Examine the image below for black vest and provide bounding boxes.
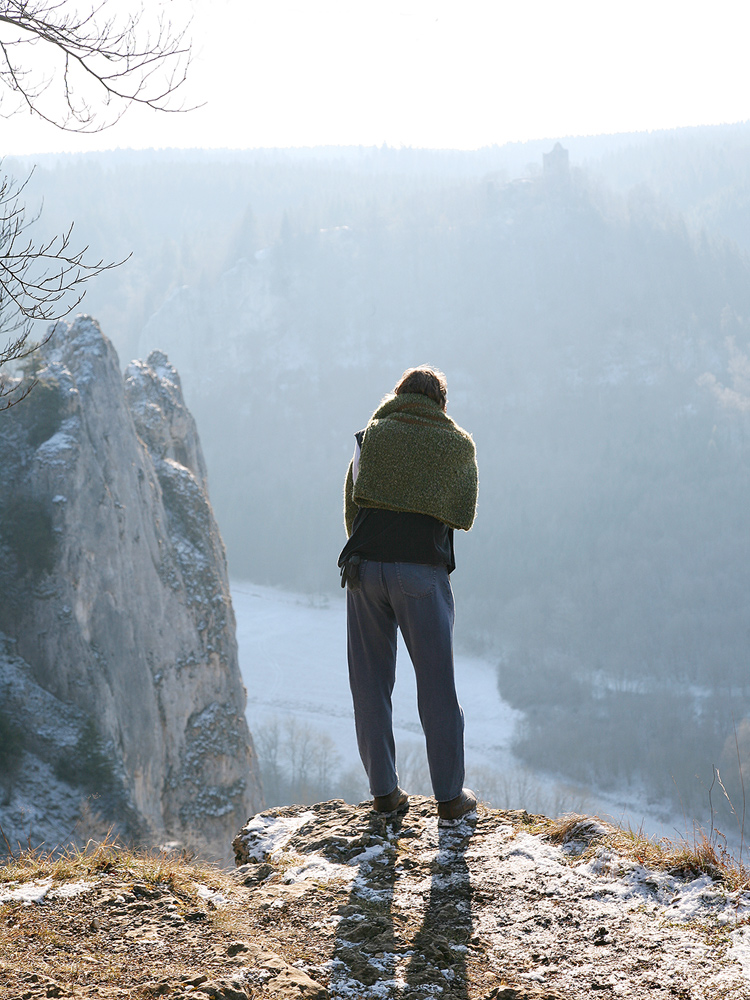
[338,507,455,572]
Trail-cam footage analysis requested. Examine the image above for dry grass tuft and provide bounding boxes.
[541,813,615,845]
[606,827,750,892]
[0,832,230,900]
[536,812,750,893]
[0,835,251,998]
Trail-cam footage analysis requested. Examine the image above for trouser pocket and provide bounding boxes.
[395,562,436,599]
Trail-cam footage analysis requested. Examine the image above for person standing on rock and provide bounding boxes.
[338,366,479,822]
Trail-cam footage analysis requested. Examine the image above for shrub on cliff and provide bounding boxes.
[55,719,117,795]
[0,495,57,578]
[0,703,25,806]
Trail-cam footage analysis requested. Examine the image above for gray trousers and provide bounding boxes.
[346,560,465,802]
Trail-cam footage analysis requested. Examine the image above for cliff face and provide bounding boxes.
[0,316,262,860]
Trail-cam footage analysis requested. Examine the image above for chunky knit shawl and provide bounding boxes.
[344,393,478,536]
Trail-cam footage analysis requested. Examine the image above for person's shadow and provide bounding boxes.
[331,808,474,998]
[404,820,474,999]
[331,809,405,991]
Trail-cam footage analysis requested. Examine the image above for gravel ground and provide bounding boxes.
[3,798,750,999]
[234,798,750,999]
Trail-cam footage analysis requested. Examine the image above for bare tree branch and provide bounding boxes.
[0,1,194,408]
[0,0,197,411]
[0,0,193,132]
[0,167,128,410]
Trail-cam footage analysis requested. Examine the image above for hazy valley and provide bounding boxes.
[6,125,750,848]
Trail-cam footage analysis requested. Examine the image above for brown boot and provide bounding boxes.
[372,787,409,815]
[437,788,477,822]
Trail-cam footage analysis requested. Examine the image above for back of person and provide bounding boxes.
[339,366,479,823]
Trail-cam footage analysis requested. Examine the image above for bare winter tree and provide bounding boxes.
[0,169,125,408]
[0,0,192,409]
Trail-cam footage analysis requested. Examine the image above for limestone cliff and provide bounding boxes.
[0,316,262,861]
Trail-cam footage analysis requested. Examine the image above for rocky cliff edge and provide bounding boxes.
[1,799,750,998]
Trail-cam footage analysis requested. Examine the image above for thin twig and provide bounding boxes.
[0,823,16,859]
[708,766,717,845]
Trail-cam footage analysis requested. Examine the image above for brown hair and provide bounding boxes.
[393,366,447,411]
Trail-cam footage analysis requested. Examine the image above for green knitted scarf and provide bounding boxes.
[344,393,478,536]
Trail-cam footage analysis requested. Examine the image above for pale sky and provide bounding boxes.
[3,0,750,155]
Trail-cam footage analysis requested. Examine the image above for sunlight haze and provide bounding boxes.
[3,0,750,154]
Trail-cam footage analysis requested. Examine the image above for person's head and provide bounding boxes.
[393,366,447,411]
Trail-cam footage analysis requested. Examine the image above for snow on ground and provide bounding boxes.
[0,880,92,905]
[463,819,750,995]
[236,810,317,862]
[195,885,230,908]
[729,927,750,980]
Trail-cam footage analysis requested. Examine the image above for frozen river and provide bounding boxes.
[231,579,684,834]
[232,580,521,795]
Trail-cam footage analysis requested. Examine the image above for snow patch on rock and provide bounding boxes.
[236,811,316,862]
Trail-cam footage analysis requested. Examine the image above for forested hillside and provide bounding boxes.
[10,125,750,824]
[594,122,750,252]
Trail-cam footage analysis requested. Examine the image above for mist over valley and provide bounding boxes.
[6,125,750,842]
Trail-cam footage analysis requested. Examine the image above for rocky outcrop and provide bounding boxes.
[2,800,750,998]
[230,798,750,998]
[0,316,262,861]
